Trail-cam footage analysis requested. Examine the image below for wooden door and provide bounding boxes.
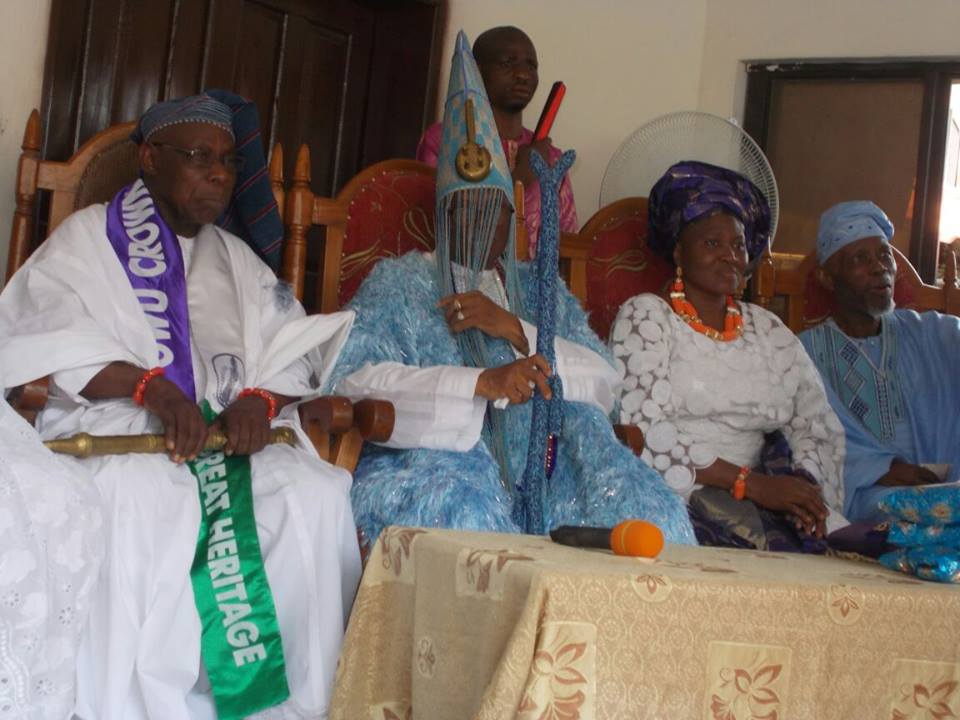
[39,0,444,197]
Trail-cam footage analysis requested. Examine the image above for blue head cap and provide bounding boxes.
[131,93,234,144]
[817,201,894,264]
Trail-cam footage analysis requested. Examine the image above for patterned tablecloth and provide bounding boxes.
[330,526,960,720]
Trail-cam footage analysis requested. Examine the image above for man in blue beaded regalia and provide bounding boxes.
[329,31,694,548]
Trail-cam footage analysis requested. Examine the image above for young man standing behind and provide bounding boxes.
[417,26,579,255]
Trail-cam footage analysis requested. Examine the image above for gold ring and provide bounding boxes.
[453,300,462,312]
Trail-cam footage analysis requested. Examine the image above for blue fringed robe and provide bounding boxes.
[328,252,695,545]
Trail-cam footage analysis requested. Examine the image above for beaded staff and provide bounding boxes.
[515,148,576,534]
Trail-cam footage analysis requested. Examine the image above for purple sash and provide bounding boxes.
[106,180,196,401]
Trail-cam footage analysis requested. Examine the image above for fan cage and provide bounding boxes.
[600,111,779,242]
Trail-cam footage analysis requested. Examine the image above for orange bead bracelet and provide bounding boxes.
[731,465,750,501]
[132,366,165,406]
[238,387,278,421]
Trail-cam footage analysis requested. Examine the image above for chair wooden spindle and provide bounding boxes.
[752,248,776,309]
[269,142,285,233]
[943,245,959,316]
[514,179,527,261]
[283,144,314,302]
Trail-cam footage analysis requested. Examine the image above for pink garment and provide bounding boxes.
[416,122,579,257]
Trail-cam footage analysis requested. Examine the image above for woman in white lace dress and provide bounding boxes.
[610,161,846,551]
[0,372,103,719]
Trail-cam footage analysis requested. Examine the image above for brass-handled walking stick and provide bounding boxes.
[44,428,297,458]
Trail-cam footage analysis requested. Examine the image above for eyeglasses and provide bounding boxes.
[149,142,245,173]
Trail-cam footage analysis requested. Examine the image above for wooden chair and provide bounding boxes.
[555,197,671,456]
[752,246,960,332]
[5,111,391,471]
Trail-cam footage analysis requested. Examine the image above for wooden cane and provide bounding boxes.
[44,428,297,458]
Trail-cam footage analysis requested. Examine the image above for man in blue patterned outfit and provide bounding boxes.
[327,31,694,548]
[801,200,960,523]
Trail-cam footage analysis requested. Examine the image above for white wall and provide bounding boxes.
[3,1,960,272]
[698,0,960,121]
[443,0,960,223]
[438,0,708,222]
[0,0,52,285]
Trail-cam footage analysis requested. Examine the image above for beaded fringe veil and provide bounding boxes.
[435,186,525,494]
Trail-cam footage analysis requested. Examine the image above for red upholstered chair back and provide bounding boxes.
[287,155,539,314]
[284,150,613,320]
[282,154,436,312]
[337,165,436,309]
[577,197,672,341]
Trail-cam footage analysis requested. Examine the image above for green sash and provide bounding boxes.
[188,404,290,719]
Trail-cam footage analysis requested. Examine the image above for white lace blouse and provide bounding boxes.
[610,294,845,513]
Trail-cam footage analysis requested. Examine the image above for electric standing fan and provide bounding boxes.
[600,111,780,251]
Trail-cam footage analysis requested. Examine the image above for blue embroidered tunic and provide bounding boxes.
[800,309,960,521]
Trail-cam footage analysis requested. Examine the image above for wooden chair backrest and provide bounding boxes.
[751,246,960,332]
[284,152,436,312]
[6,110,139,281]
[7,109,289,285]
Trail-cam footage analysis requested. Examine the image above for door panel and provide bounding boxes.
[37,0,445,308]
[40,0,442,192]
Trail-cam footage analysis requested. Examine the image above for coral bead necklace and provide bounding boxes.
[669,269,744,342]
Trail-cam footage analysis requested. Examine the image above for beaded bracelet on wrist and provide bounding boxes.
[238,387,278,421]
[731,465,750,501]
[132,366,165,406]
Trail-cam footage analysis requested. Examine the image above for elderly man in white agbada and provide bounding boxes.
[0,92,360,720]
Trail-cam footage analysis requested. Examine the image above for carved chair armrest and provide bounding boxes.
[297,395,353,435]
[8,377,49,424]
[347,397,394,566]
[350,398,396,566]
[352,398,395,442]
[614,423,645,457]
[296,396,395,472]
